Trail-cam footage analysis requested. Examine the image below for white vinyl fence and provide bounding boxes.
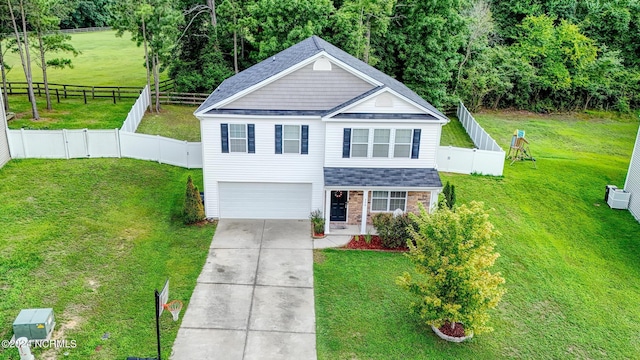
[121,85,150,133]
[437,146,505,176]
[1,83,10,168]
[457,102,502,152]
[8,129,202,168]
[437,103,505,176]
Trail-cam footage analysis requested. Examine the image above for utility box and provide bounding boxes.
[605,185,617,202]
[607,188,631,210]
[13,308,55,340]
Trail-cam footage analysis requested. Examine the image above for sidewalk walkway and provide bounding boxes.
[171,219,316,360]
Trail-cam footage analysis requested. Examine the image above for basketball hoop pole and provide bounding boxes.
[154,289,162,360]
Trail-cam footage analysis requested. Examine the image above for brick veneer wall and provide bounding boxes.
[406,191,431,213]
[347,191,364,224]
[344,191,432,225]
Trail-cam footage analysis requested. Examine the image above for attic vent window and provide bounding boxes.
[375,93,393,107]
[313,58,332,71]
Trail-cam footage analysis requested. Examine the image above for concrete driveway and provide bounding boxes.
[171,219,316,360]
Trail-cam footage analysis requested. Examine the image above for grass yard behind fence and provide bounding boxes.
[315,110,640,359]
[0,159,213,360]
[136,105,201,142]
[6,95,135,130]
[3,31,155,87]
[440,115,475,148]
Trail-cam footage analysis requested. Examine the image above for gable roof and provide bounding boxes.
[196,36,447,120]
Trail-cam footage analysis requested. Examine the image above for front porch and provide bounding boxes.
[323,165,443,235]
[328,223,376,235]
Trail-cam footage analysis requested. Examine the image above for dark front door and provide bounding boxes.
[330,191,348,221]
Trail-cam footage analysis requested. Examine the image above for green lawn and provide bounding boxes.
[6,95,134,129]
[0,159,213,360]
[136,105,200,142]
[3,30,157,87]
[315,111,640,359]
[440,115,475,148]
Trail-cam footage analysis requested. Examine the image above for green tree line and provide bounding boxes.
[153,0,639,112]
[4,0,640,114]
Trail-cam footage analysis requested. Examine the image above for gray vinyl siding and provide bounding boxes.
[222,62,374,110]
[625,128,640,221]
[0,112,10,168]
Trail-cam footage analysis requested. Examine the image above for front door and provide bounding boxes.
[330,191,348,221]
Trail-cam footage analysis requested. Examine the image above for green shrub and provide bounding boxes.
[397,202,505,335]
[371,212,414,249]
[182,175,205,225]
[309,209,325,234]
[440,181,456,209]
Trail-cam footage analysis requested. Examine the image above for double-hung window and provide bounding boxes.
[275,124,309,154]
[394,129,412,158]
[283,125,301,154]
[229,124,247,152]
[373,129,390,157]
[221,123,255,153]
[371,191,407,212]
[351,129,369,157]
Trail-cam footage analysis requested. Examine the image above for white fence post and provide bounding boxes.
[83,129,90,157]
[20,128,27,157]
[62,129,70,159]
[115,129,122,158]
[185,141,190,169]
[157,135,162,164]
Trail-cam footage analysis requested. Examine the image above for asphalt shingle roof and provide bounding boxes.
[204,109,325,116]
[196,36,447,120]
[324,167,442,188]
[332,113,439,120]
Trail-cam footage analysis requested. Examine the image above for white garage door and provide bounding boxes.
[218,182,312,219]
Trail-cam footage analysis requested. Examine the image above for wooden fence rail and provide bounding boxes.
[6,82,142,103]
[5,81,209,106]
[152,92,209,105]
[158,79,175,92]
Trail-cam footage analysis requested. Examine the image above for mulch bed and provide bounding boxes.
[439,321,467,338]
[343,235,408,252]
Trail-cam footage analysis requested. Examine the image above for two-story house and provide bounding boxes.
[194,36,448,234]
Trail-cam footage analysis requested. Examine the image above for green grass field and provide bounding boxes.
[136,105,200,142]
[315,111,640,359]
[0,159,213,360]
[3,30,153,87]
[440,115,475,148]
[6,95,134,129]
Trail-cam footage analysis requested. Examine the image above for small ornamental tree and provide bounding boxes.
[183,175,205,225]
[397,201,505,336]
[439,181,456,209]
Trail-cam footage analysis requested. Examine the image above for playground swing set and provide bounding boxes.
[507,129,537,168]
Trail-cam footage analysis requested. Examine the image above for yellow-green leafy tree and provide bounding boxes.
[397,201,505,335]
